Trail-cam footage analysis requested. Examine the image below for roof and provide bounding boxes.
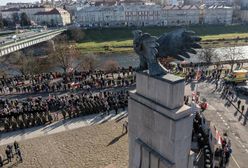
[207,5,233,9]
[20,5,47,9]
[34,8,69,15]
[164,5,199,10]
[77,5,124,12]
[123,4,161,11]
[2,8,20,12]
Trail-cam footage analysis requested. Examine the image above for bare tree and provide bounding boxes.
[2,51,50,75]
[49,41,81,73]
[103,60,119,73]
[17,56,36,75]
[0,51,22,65]
[80,55,97,71]
[0,70,7,78]
[15,56,50,75]
[199,47,219,65]
[66,28,85,42]
[223,46,244,71]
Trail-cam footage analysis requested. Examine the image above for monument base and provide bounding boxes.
[128,72,194,168]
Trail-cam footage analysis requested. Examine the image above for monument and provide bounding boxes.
[128,29,201,168]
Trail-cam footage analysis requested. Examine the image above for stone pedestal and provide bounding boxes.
[128,72,194,168]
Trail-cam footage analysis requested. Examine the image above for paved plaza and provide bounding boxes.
[0,110,127,146]
[0,111,128,168]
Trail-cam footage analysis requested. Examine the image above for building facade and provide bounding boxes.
[162,5,200,25]
[34,8,71,26]
[151,0,184,6]
[240,0,248,9]
[75,3,233,27]
[203,5,233,24]
[204,0,234,6]
[76,5,125,27]
[123,3,164,26]
[184,0,202,5]
[76,3,164,27]
[1,8,20,20]
[20,6,53,21]
[240,10,248,23]
[1,5,71,26]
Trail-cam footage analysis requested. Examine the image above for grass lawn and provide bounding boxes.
[77,40,133,53]
[75,25,248,54]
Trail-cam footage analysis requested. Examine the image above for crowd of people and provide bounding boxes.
[0,68,134,166]
[1,62,247,168]
[214,133,232,167]
[183,66,241,168]
[0,89,129,132]
[214,74,248,125]
[0,68,135,95]
[0,68,134,131]
[184,65,248,124]
[192,112,213,168]
[0,141,22,167]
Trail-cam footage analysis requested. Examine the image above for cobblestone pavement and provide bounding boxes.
[0,120,128,168]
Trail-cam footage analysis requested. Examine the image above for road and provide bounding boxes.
[186,81,248,168]
[0,30,50,45]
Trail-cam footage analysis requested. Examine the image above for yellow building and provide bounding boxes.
[34,8,71,26]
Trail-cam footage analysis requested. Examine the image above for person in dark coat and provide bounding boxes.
[0,154,3,167]
[237,100,241,110]
[14,141,19,153]
[5,147,11,163]
[114,102,118,115]
[16,148,23,162]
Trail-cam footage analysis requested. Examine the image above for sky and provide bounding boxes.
[1,0,39,6]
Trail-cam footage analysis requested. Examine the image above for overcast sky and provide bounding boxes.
[1,0,39,6]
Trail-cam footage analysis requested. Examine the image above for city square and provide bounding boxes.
[1,0,248,168]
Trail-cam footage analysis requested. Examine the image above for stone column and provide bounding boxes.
[128,72,194,168]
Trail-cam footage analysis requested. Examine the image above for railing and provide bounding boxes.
[0,29,66,49]
[181,59,248,67]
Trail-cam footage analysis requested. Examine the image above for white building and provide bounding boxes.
[1,8,20,20]
[204,0,234,6]
[75,2,234,27]
[76,5,125,27]
[163,5,200,25]
[5,2,35,9]
[76,3,165,27]
[241,0,248,9]
[123,3,164,26]
[1,6,53,21]
[152,0,184,6]
[184,0,202,5]
[203,5,233,24]
[20,6,53,21]
[240,10,248,23]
